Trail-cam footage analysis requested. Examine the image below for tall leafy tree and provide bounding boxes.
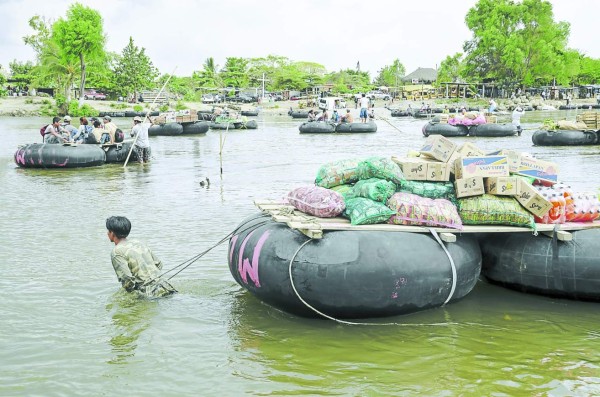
[220,57,249,88]
[52,3,106,101]
[373,59,406,88]
[463,0,572,86]
[325,69,371,93]
[113,37,158,101]
[577,56,600,85]
[9,60,35,88]
[436,53,464,84]
[193,57,221,89]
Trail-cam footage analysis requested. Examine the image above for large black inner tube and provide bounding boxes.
[532,129,598,146]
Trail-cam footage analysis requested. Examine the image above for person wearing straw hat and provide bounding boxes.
[130,116,151,163]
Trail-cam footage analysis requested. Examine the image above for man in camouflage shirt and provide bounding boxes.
[106,216,176,297]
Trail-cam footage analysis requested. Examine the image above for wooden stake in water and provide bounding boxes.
[123,66,177,168]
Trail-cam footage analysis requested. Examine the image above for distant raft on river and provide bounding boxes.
[422,121,517,137]
[299,121,377,134]
[14,141,142,168]
[532,129,599,146]
[149,121,210,136]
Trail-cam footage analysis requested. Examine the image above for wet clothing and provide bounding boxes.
[111,239,176,297]
[131,122,151,163]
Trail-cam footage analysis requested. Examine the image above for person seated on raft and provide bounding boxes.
[307,109,316,122]
[88,119,104,144]
[317,109,329,122]
[368,107,375,120]
[44,116,70,144]
[341,109,354,123]
[331,109,340,122]
[61,116,79,142]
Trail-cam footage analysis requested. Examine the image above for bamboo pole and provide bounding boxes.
[123,66,177,168]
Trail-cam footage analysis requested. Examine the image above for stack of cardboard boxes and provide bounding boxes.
[393,135,558,219]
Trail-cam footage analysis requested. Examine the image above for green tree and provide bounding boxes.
[52,3,106,101]
[9,60,35,88]
[436,53,464,84]
[325,69,371,93]
[577,56,600,84]
[373,59,406,88]
[463,0,572,86]
[23,15,53,61]
[113,37,158,101]
[193,57,221,89]
[220,57,249,88]
[247,54,290,89]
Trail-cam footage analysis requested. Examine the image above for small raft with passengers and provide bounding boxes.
[422,122,469,137]
[299,121,377,134]
[229,207,482,319]
[209,119,258,130]
[14,141,142,168]
[532,129,598,146]
[148,121,210,136]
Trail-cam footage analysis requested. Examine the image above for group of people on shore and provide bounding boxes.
[41,114,152,163]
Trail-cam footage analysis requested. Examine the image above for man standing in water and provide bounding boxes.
[106,216,176,297]
[130,116,151,163]
[359,93,370,123]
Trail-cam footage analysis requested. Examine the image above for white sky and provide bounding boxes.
[0,0,598,79]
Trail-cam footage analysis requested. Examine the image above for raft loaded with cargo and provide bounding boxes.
[228,135,600,319]
[149,111,210,136]
[423,112,517,137]
[532,113,600,146]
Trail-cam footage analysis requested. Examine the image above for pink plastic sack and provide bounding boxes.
[288,185,345,218]
[387,192,463,229]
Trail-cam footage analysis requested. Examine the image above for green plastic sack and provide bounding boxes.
[350,178,396,203]
[315,159,361,188]
[356,157,404,184]
[330,184,355,200]
[458,194,535,228]
[344,197,396,225]
[397,180,458,205]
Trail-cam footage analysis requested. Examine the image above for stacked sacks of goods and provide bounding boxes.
[308,153,463,229]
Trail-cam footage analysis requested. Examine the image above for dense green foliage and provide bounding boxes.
[8,0,600,104]
[463,0,572,86]
[52,3,106,100]
[113,37,158,101]
[436,53,464,84]
[373,59,406,88]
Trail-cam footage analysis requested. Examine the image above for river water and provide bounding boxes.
[1,110,600,396]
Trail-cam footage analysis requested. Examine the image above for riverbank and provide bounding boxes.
[1,94,599,117]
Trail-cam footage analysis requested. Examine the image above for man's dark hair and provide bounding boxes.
[93,120,101,128]
[361,93,365,97]
[106,216,131,239]
[52,116,61,124]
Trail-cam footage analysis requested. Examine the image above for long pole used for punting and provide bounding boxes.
[123,66,177,168]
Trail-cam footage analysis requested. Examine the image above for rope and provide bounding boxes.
[375,115,403,133]
[428,228,457,305]
[142,215,272,286]
[287,235,456,327]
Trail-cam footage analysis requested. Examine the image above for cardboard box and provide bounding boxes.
[419,135,457,163]
[487,149,521,172]
[515,179,552,217]
[393,157,427,181]
[484,176,518,195]
[454,156,510,179]
[449,143,487,174]
[427,161,451,181]
[455,176,485,198]
[514,156,559,185]
[392,157,451,182]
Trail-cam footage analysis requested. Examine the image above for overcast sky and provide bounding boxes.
[0,0,598,79]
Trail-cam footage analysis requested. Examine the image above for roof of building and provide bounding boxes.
[402,67,438,83]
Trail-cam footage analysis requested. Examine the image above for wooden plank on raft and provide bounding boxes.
[440,233,457,243]
[254,200,600,235]
[541,230,573,241]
